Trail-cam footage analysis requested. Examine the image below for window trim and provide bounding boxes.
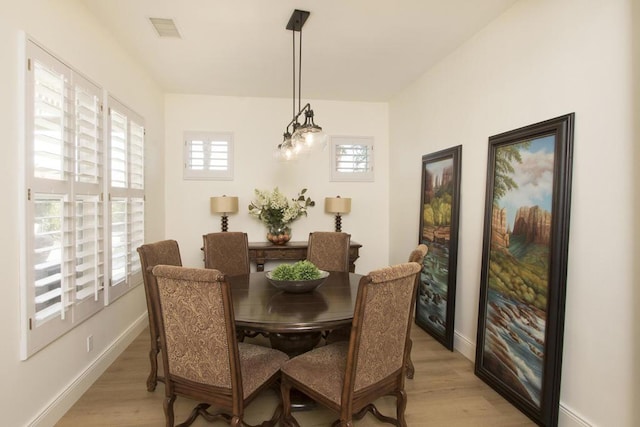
[183,131,234,181]
[22,39,106,358]
[330,135,375,182]
[20,38,145,359]
[106,96,145,303]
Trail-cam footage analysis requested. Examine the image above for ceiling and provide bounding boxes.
[80,0,517,102]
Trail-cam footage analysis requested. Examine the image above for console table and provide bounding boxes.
[248,240,362,273]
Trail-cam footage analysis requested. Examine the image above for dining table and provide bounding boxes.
[227,270,363,358]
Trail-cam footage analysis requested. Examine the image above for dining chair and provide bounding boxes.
[280,262,422,427]
[136,239,183,392]
[306,231,351,273]
[202,232,250,277]
[405,244,428,379]
[203,231,264,342]
[307,231,352,344]
[151,265,288,427]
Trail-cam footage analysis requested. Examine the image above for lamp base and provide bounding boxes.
[334,214,342,232]
[221,215,229,232]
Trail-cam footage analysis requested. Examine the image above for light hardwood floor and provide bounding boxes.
[56,327,535,426]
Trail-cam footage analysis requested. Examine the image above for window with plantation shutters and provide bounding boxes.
[183,131,234,180]
[22,39,145,359]
[107,97,145,302]
[23,40,105,358]
[330,136,375,182]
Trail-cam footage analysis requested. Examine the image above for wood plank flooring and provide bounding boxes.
[56,327,535,426]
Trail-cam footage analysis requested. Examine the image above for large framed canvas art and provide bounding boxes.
[416,145,461,351]
[475,114,574,426]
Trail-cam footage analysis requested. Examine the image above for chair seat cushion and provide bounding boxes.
[281,341,349,405]
[238,342,288,397]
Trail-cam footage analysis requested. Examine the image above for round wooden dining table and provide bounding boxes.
[227,271,363,357]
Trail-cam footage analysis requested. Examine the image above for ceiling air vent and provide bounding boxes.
[149,18,181,38]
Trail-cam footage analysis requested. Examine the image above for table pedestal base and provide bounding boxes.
[269,331,322,358]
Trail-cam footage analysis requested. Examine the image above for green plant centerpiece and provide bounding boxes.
[266,260,329,293]
[248,188,315,245]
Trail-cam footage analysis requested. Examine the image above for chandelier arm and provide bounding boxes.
[298,24,302,114]
[285,103,312,131]
[292,26,296,122]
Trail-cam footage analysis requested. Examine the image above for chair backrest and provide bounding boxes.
[342,262,422,399]
[151,265,242,398]
[408,244,428,287]
[203,232,250,276]
[408,244,428,264]
[137,240,183,339]
[306,232,351,272]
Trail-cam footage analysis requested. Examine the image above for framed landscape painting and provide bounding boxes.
[475,114,574,426]
[416,145,461,351]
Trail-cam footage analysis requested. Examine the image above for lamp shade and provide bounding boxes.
[324,197,351,214]
[210,196,239,214]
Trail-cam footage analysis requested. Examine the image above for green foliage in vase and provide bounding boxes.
[271,260,321,280]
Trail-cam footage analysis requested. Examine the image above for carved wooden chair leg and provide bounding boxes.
[163,395,176,427]
[396,389,408,427]
[147,344,159,391]
[405,338,415,379]
[280,380,300,427]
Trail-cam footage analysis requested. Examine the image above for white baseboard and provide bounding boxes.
[453,330,476,361]
[558,404,593,427]
[452,330,592,427]
[28,313,148,427]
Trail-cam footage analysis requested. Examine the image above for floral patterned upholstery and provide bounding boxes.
[152,265,288,426]
[281,262,422,426]
[136,239,183,391]
[202,232,250,277]
[306,232,351,272]
[408,244,428,264]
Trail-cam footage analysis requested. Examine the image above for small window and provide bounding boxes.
[183,131,233,180]
[330,136,374,182]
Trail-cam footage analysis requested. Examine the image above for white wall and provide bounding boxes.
[164,94,389,275]
[0,1,165,426]
[389,0,637,426]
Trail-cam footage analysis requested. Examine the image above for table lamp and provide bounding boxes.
[324,196,351,232]
[210,195,239,232]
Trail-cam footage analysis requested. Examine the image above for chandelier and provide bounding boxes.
[276,9,328,161]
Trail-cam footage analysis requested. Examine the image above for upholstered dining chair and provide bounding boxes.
[405,244,428,379]
[280,262,422,427]
[137,239,183,392]
[306,231,351,273]
[202,232,250,277]
[203,231,262,341]
[151,265,289,427]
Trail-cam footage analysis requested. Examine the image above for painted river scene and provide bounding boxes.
[482,135,556,407]
[417,156,455,338]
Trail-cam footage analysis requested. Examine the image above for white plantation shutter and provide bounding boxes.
[107,97,145,302]
[75,84,102,184]
[32,59,70,182]
[75,196,103,303]
[32,195,69,325]
[129,197,145,274]
[130,122,144,190]
[23,40,106,357]
[330,136,375,182]
[110,109,128,188]
[110,197,127,286]
[183,131,233,180]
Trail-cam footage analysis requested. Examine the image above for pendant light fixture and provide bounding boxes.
[276,9,328,161]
